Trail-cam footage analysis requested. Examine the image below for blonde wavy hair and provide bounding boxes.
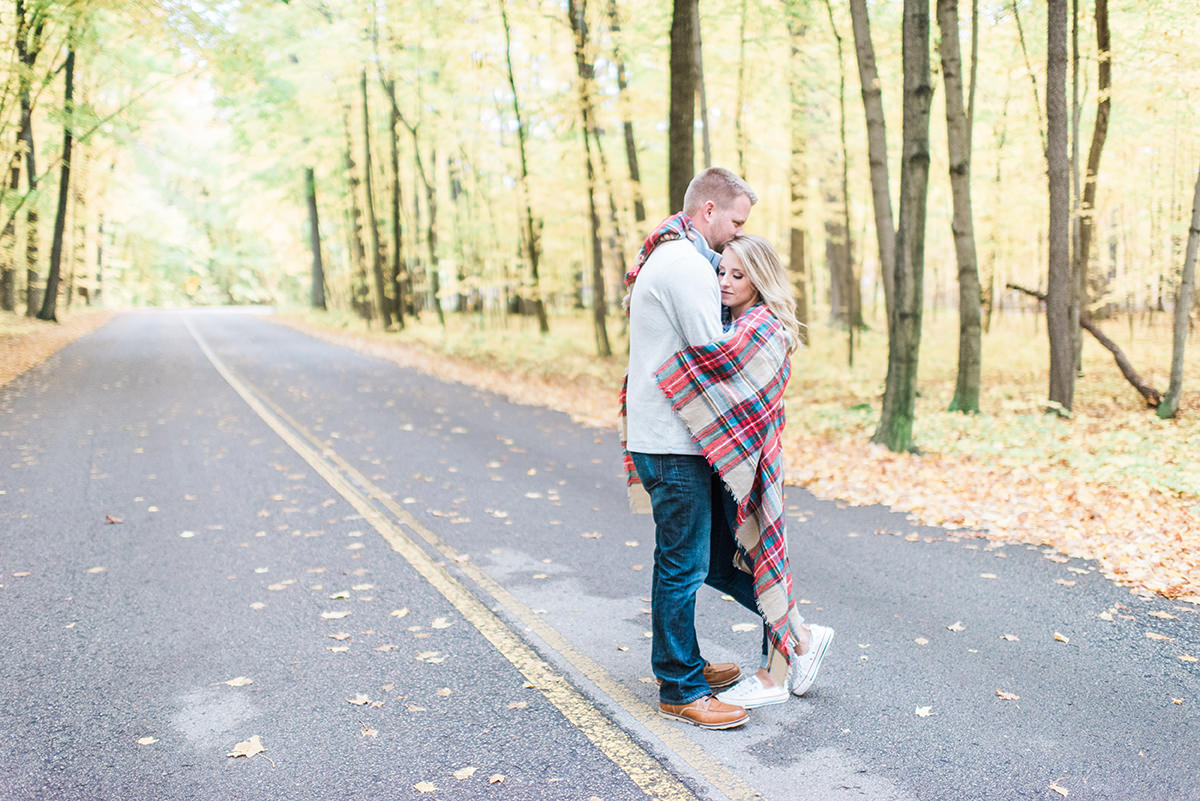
[722,234,803,352]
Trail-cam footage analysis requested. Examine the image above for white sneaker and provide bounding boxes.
[716,674,788,709]
[789,624,834,696]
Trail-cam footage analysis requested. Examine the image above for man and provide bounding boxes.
[624,167,756,729]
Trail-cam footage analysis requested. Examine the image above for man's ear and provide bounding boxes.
[703,200,715,219]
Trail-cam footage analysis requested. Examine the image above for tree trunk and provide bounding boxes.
[568,0,612,357]
[360,70,391,328]
[1046,0,1075,411]
[499,0,548,333]
[1076,0,1111,321]
[1158,164,1200,419]
[872,0,932,453]
[849,0,896,320]
[734,0,750,177]
[668,0,697,211]
[342,106,370,320]
[1012,0,1047,155]
[304,166,326,311]
[786,1,808,339]
[824,0,860,331]
[17,0,44,318]
[383,77,405,327]
[37,44,73,322]
[417,145,444,326]
[606,0,645,224]
[937,0,982,413]
[694,5,711,170]
[94,212,103,305]
[1,136,19,311]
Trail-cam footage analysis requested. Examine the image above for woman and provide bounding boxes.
[654,234,833,709]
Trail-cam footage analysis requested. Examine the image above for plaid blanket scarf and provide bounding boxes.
[654,304,803,658]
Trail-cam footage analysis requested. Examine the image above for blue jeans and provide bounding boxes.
[707,476,769,661]
[631,452,714,705]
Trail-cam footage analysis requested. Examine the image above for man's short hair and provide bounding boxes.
[682,167,758,216]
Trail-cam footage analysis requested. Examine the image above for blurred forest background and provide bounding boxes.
[0,0,1197,430]
[2,0,1197,596]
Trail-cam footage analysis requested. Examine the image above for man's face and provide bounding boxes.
[698,194,753,251]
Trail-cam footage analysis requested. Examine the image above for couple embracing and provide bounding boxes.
[620,167,834,730]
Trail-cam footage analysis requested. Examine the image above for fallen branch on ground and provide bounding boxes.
[1006,283,1162,407]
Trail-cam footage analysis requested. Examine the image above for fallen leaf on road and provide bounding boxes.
[915,706,934,717]
[946,621,966,633]
[105,515,123,524]
[1049,781,1069,796]
[1000,634,1020,641]
[352,583,374,591]
[979,573,997,579]
[1055,579,1076,587]
[226,735,266,759]
[1145,632,1174,642]
[348,693,371,706]
[321,611,351,620]
[86,567,106,574]
[1179,655,1197,663]
[329,632,351,641]
[996,689,1020,701]
[1148,611,1178,621]
[1097,612,1115,621]
[580,532,602,539]
[914,637,930,646]
[431,617,452,629]
[507,701,528,709]
[625,540,639,547]
[222,677,253,687]
[361,723,378,738]
[414,781,437,793]
[249,602,266,610]
[1054,632,1070,643]
[327,646,349,653]
[375,644,398,652]
[488,774,505,784]
[137,737,158,746]
[1172,698,1183,705]
[453,767,477,780]
[391,608,410,618]
[436,688,452,697]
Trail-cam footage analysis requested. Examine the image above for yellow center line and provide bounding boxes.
[185,318,760,801]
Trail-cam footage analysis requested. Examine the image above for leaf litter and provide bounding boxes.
[278,315,1200,603]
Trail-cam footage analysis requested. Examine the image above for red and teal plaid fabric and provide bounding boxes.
[623,212,695,289]
[654,304,802,658]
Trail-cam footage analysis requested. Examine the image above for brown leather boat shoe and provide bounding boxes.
[659,695,748,730]
[702,661,742,690]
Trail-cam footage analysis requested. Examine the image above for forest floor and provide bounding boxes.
[5,305,1194,603]
[280,306,1200,605]
[0,309,114,388]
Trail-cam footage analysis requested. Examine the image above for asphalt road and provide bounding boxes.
[1,309,1196,801]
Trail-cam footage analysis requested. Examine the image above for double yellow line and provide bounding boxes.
[186,316,759,801]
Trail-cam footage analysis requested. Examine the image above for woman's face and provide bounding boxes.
[718,249,758,318]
